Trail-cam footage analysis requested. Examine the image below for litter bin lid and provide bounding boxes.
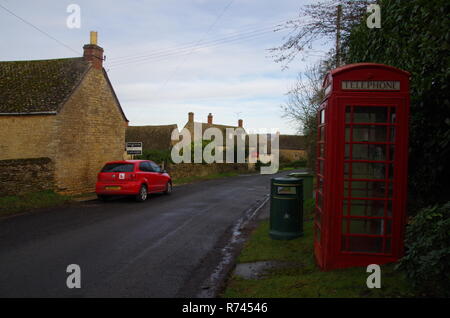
[288,171,311,175]
[272,177,302,185]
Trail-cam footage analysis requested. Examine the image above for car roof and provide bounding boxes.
[103,160,152,164]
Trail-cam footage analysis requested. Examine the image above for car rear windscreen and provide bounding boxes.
[101,163,134,172]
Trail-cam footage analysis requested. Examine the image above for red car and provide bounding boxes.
[96,160,172,202]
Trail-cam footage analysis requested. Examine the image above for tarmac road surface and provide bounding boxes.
[0,170,297,297]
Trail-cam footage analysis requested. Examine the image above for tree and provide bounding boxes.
[281,63,326,171]
[270,0,374,69]
[345,0,450,210]
[274,1,375,171]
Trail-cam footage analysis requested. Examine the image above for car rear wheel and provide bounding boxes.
[136,185,148,202]
[164,182,172,195]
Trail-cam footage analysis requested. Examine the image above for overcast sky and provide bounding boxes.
[0,0,329,134]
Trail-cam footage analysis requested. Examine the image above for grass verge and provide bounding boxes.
[0,190,71,218]
[221,220,416,298]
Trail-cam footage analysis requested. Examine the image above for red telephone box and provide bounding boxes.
[314,63,410,270]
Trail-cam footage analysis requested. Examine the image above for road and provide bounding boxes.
[0,170,294,297]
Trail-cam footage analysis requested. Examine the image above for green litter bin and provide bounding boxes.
[269,177,303,240]
[288,171,314,200]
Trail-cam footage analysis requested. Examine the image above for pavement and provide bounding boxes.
[0,169,302,297]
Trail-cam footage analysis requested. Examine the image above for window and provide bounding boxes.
[320,109,326,124]
[150,162,161,172]
[139,162,149,172]
[101,163,134,172]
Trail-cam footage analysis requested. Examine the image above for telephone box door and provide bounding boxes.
[335,97,408,265]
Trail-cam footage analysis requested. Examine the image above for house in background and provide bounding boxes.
[184,112,246,147]
[0,32,128,194]
[126,124,178,152]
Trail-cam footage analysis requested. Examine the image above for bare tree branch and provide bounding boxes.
[270,0,373,68]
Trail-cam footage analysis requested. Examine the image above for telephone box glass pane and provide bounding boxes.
[345,162,386,179]
[346,144,387,161]
[344,199,385,217]
[343,218,384,235]
[345,106,352,122]
[389,145,395,161]
[345,180,389,198]
[385,238,392,253]
[390,108,397,123]
[390,127,396,142]
[320,109,326,124]
[347,237,383,253]
[353,106,388,123]
[352,125,387,142]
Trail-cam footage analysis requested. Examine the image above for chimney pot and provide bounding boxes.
[90,31,98,45]
[188,112,194,122]
[238,119,243,128]
[83,31,104,70]
[207,113,213,124]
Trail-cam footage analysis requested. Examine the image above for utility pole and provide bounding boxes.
[335,4,342,67]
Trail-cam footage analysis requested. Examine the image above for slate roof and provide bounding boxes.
[0,57,90,114]
[126,124,179,151]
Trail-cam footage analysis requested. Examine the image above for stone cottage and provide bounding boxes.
[0,32,128,195]
[184,112,246,143]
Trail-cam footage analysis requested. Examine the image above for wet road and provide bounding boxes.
[0,171,293,297]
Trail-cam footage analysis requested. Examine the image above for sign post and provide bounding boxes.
[126,142,142,157]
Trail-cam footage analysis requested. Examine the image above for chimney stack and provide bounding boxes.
[188,112,194,122]
[207,113,213,124]
[83,31,104,70]
[238,119,243,128]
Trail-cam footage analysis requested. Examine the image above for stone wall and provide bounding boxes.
[0,157,54,197]
[0,115,57,160]
[166,163,252,180]
[53,67,127,194]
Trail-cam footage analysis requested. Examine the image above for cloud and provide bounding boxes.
[1,0,329,134]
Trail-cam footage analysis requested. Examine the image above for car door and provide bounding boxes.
[149,161,165,191]
[138,161,156,193]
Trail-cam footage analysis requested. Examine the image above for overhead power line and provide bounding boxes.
[108,27,279,68]
[107,20,317,69]
[108,30,276,70]
[0,3,81,55]
[149,0,235,98]
[108,17,296,63]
